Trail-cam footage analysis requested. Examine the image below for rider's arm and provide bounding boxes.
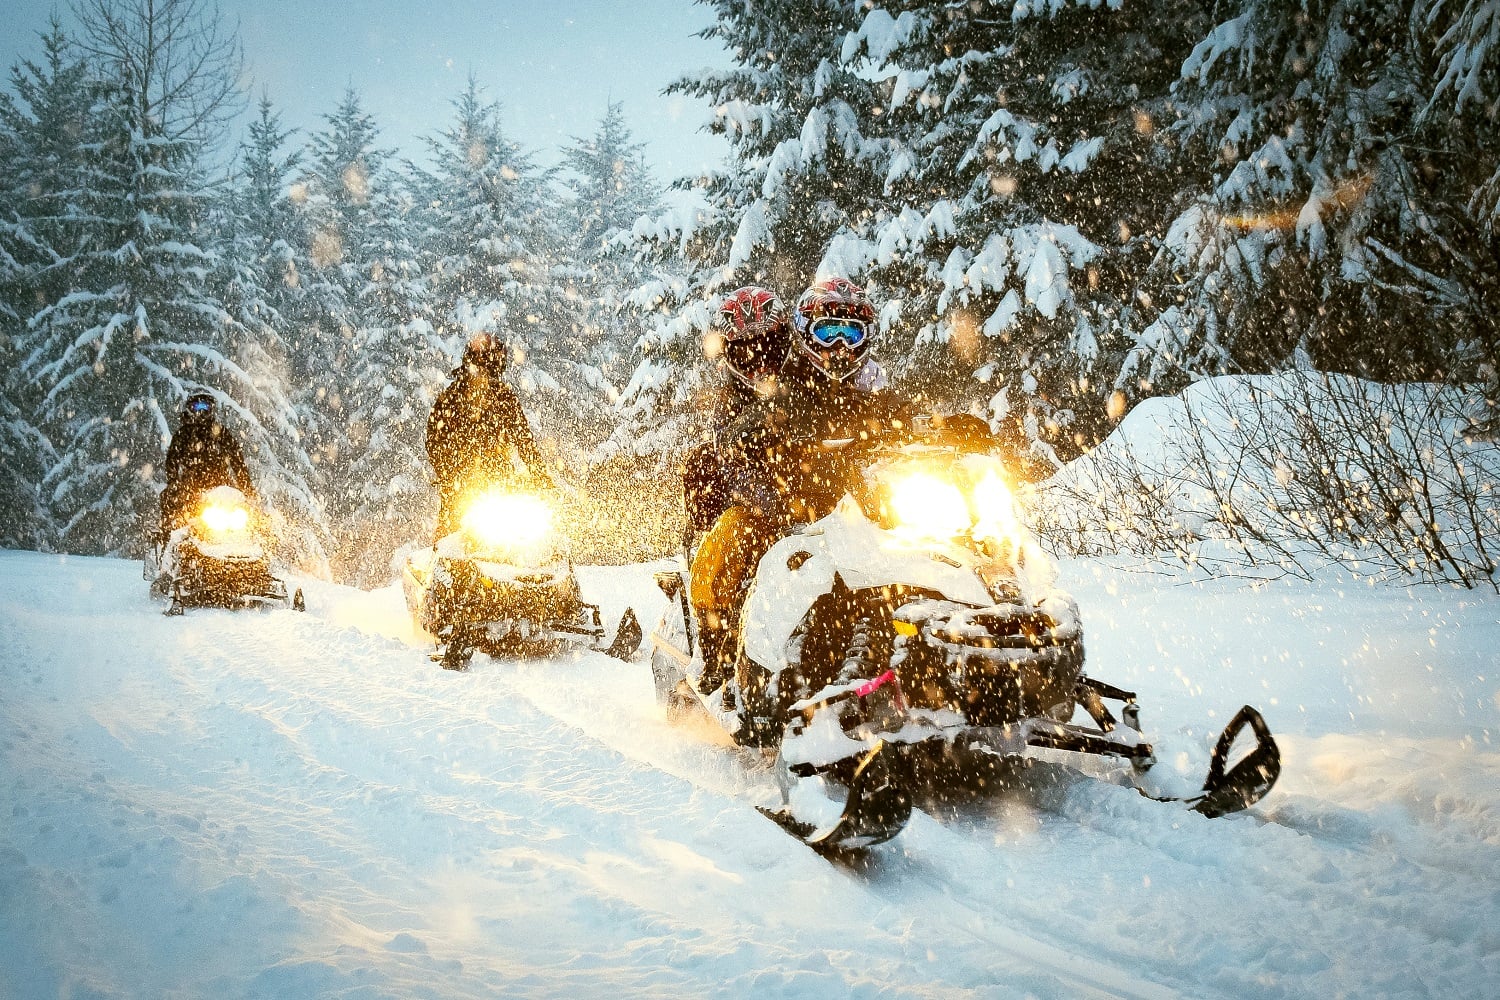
[499,391,552,487]
[223,432,255,498]
[426,391,460,482]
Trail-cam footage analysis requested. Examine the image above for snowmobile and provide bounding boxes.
[649,425,1281,853]
[146,485,304,616]
[402,483,641,670]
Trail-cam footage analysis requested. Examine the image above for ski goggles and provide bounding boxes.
[807,317,869,349]
[187,397,213,415]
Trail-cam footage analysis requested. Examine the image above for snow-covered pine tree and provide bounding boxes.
[0,18,87,548]
[1412,0,1500,437]
[295,87,441,583]
[834,0,1212,465]
[416,79,583,468]
[559,101,663,425]
[1142,0,1468,391]
[556,102,680,559]
[611,0,893,466]
[210,95,331,574]
[19,0,250,555]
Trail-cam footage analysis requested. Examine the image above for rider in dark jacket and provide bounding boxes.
[427,334,553,540]
[688,279,913,692]
[159,392,255,535]
[682,286,793,540]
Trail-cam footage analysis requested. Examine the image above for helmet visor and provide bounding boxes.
[808,317,869,349]
[725,327,790,380]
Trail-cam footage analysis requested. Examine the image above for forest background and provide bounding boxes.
[1,0,1496,588]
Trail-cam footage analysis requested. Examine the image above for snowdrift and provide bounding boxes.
[1033,372,1500,588]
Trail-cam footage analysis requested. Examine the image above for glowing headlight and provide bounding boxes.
[971,471,1023,548]
[200,503,250,534]
[887,473,971,539]
[460,490,552,549]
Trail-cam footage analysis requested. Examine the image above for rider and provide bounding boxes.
[159,392,255,536]
[682,285,793,544]
[688,278,913,695]
[427,333,553,541]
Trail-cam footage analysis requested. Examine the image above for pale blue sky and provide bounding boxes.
[1,0,732,181]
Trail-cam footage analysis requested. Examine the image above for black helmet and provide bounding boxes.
[463,333,509,376]
[183,392,215,422]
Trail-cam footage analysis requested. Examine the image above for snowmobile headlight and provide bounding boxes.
[461,490,552,549]
[200,503,250,534]
[887,473,970,540]
[970,471,1024,550]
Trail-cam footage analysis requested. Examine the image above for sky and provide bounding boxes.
[0,0,733,182]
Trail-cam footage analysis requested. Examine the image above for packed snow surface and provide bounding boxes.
[1,549,1497,998]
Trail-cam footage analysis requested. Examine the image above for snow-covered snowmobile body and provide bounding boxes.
[147,485,303,616]
[402,487,638,669]
[650,439,1280,852]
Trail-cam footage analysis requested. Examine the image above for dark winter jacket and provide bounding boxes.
[427,367,551,493]
[426,367,552,541]
[683,376,786,534]
[159,419,255,529]
[708,355,917,526]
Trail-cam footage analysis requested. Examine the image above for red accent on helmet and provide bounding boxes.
[714,286,791,388]
[715,286,789,342]
[793,278,876,381]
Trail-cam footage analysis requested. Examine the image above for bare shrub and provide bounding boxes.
[1030,373,1500,590]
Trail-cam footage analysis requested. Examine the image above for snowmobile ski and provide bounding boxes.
[1132,705,1281,816]
[758,742,912,853]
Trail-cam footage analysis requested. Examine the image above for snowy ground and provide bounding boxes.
[1,548,1497,999]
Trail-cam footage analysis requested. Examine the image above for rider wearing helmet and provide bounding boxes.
[159,392,255,535]
[682,286,792,540]
[427,333,553,541]
[688,278,913,696]
[763,277,914,519]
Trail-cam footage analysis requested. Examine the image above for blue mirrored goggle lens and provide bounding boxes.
[808,319,867,348]
[188,399,212,413]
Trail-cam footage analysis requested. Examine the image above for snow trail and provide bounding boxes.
[2,550,1497,998]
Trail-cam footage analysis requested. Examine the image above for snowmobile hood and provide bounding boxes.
[742,497,997,672]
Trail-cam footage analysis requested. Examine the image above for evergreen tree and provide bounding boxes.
[831,1,1211,462]
[559,102,663,437]
[296,88,440,583]
[613,0,892,464]
[417,79,581,467]
[211,96,331,573]
[18,0,248,555]
[0,18,88,548]
[1147,0,1471,389]
[1413,0,1500,436]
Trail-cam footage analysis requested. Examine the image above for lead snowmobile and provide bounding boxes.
[402,482,641,669]
[649,425,1281,853]
[146,485,304,616]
